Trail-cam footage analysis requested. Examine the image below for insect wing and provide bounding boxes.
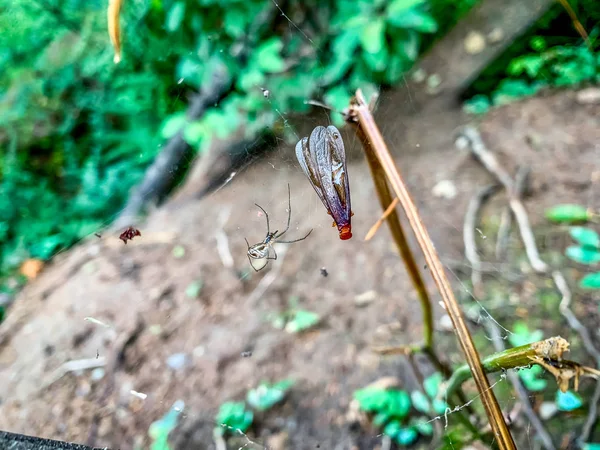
[295,136,327,207]
[309,126,352,235]
[326,125,351,218]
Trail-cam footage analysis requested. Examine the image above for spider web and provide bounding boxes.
[6,1,600,449]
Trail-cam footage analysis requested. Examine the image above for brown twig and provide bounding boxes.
[464,184,501,298]
[495,167,530,260]
[364,197,399,241]
[352,117,435,352]
[581,381,600,443]
[459,126,548,273]
[463,184,555,450]
[556,0,591,49]
[347,90,516,450]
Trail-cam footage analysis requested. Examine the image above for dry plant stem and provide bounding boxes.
[495,167,530,260]
[581,381,600,443]
[357,124,434,351]
[365,197,399,241]
[347,90,516,450]
[463,185,555,449]
[553,270,600,363]
[556,0,591,49]
[460,126,548,273]
[464,184,501,298]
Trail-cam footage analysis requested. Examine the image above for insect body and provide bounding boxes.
[245,184,313,271]
[295,125,353,240]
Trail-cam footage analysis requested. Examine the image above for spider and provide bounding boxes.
[245,184,313,271]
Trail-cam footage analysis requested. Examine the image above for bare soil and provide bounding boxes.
[0,89,599,450]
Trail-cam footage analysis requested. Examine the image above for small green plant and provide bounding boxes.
[565,226,600,289]
[149,400,185,450]
[464,37,600,115]
[214,401,254,437]
[555,390,583,411]
[270,297,320,333]
[354,373,447,446]
[509,322,547,392]
[215,378,294,437]
[246,379,295,411]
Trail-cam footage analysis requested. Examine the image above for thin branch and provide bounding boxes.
[347,90,516,450]
[581,380,600,443]
[496,167,530,260]
[464,184,501,298]
[364,197,399,241]
[352,111,435,353]
[459,126,548,273]
[553,270,600,362]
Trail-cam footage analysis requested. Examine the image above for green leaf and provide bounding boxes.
[545,204,590,224]
[383,420,402,438]
[584,444,600,450]
[373,412,391,427]
[185,280,203,298]
[360,19,386,54]
[570,227,600,249]
[354,388,390,412]
[247,379,293,411]
[518,365,547,392]
[423,372,443,398]
[509,322,543,347]
[166,2,186,32]
[160,113,187,139]
[362,46,389,72]
[237,69,266,92]
[556,390,583,411]
[580,272,600,290]
[183,121,207,147]
[215,402,253,435]
[224,8,246,38]
[255,38,285,73]
[414,420,433,436]
[396,427,419,445]
[285,309,320,333]
[566,246,600,265]
[410,390,431,414]
[387,8,437,33]
[386,390,411,418]
[432,398,449,415]
[324,85,352,112]
[387,0,427,16]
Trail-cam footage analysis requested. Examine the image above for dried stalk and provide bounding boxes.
[459,126,548,273]
[353,120,434,352]
[464,184,501,298]
[346,90,516,450]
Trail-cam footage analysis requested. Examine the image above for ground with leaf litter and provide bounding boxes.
[0,88,599,449]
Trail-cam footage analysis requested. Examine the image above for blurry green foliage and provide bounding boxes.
[463,0,600,114]
[354,373,446,447]
[0,0,477,293]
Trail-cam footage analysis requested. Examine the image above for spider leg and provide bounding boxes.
[275,184,292,239]
[277,228,313,244]
[255,203,270,235]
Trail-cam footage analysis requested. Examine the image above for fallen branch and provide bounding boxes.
[464,184,501,298]
[347,90,516,450]
[459,126,547,273]
[495,167,530,260]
